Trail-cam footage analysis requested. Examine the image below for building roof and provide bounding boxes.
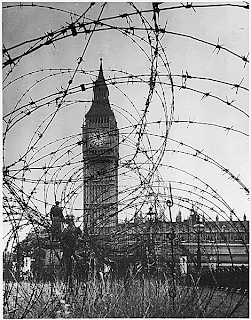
[86,59,115,118]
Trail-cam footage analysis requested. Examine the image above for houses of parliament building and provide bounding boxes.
[3,61,248,282]
[81,60,249,268]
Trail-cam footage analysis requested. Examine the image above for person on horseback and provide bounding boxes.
[61,214,82,282]
[62,214,81,255]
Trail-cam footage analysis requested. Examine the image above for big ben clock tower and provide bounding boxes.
[82,60,119,233]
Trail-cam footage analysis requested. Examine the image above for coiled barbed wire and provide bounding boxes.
[3,2,249,318]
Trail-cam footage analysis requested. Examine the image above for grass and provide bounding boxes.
[3,278,249,318]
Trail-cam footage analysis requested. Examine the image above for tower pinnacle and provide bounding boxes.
[97,57,104,83]
[85,60,114,118]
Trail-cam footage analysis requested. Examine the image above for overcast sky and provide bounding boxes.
[2,2,249,239]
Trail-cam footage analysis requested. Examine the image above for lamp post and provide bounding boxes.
[146,206,155,275]
[147,206,156,243]
[193,214,204,272]
[166,183,176,310]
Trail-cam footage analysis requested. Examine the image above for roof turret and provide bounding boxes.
[85,59,114,118]
[93,58,109,100]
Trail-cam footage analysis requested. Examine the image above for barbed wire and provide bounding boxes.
[3,2,249,318]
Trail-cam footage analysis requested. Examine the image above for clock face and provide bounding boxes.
[89,129,108,147]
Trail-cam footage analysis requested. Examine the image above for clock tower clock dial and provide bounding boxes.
[82,59,119,233]
[89,129,109,147]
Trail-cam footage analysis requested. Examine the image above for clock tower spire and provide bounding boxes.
[93,58,109,100]
[85,58,114,119]
[82,60,119,234]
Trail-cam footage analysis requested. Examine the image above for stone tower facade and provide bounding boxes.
[82,60,119,233]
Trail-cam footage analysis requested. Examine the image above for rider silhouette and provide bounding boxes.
[61,214,82,282]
